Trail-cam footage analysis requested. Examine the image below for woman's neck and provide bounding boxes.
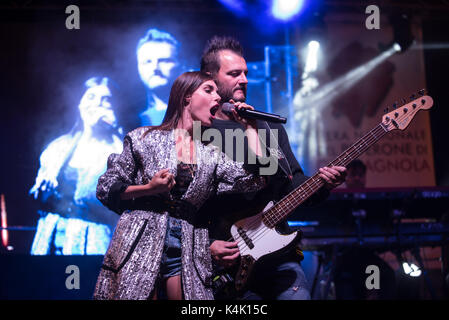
[176,113,193,135]
[175,118,196,163]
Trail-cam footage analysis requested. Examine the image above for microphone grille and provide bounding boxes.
[222,102,234,114]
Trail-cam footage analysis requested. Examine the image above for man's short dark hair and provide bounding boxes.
[200,36,244,75]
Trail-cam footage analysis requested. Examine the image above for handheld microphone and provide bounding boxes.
[97,117,123,135]
[222,102,287,124]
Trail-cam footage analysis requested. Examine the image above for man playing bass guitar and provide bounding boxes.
[199,36,346,300]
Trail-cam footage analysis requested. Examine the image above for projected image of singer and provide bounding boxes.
[199,36,346,300]
[29,77,122,255]
[136,28,180,126]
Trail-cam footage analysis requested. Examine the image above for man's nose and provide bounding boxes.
[147,60,159,71]
[239,73,248,85]
[101,99,111,108]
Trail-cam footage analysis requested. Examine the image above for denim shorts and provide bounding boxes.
[159,216,182,279]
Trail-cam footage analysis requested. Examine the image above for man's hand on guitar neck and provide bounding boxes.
[210,240,240,268]
[318,166,347,190]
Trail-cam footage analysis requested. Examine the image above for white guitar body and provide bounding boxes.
[229,201,299,290]
[230,201,298,259]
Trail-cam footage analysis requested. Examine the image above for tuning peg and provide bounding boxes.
[410,94,416,100]
[418,89,426,96]
[401,98,407,105]
[392,102,398,109]
[384,107,389,113]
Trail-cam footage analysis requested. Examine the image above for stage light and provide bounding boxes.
[304,40,320,74]
[218,0,246,16]
[272,0,304,21]
[402,262,422,277]
[393,43,401,52]
[288,221,319,227]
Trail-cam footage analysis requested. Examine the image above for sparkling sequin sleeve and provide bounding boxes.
[215,151,266,195]
[96,135,137,214]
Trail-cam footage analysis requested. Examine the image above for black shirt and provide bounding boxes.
[199,119,329,240]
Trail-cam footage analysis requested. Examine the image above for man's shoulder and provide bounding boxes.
[262,121,287,133]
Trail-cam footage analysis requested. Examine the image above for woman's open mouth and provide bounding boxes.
[210,104,219,116]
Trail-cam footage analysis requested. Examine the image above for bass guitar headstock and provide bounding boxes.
[382,89,433,132]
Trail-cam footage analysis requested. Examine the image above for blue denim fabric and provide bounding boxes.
[241,258,311,300]
[159,217,182,279]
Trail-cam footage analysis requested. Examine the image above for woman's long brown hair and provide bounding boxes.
[143,71,213,136]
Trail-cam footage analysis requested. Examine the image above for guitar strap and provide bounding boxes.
[258,120,293,182]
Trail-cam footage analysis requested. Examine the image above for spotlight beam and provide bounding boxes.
[293,45,397,114]
[291,45,398,169]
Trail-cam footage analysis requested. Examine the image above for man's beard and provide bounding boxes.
[218,84,246,103]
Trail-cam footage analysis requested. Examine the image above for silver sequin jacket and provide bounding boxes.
[93,127,266,300]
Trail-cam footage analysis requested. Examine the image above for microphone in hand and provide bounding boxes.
[222,102,287,124]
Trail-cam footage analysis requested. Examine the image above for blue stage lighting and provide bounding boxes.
[272,0,304,21]
[218,0,246,16]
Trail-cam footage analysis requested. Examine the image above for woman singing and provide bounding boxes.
[93,71,266,300]
[29,77,122,255]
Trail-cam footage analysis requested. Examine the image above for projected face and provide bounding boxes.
[216,50,248,103]
[137,41,178,90]
[78,84,116,128]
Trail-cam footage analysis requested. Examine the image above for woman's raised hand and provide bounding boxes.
[146,168,176,195]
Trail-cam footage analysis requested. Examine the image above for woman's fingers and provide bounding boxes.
[158,168,170,177]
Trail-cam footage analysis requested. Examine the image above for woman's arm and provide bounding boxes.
[120,169,175,200]
[97,134,176,213]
